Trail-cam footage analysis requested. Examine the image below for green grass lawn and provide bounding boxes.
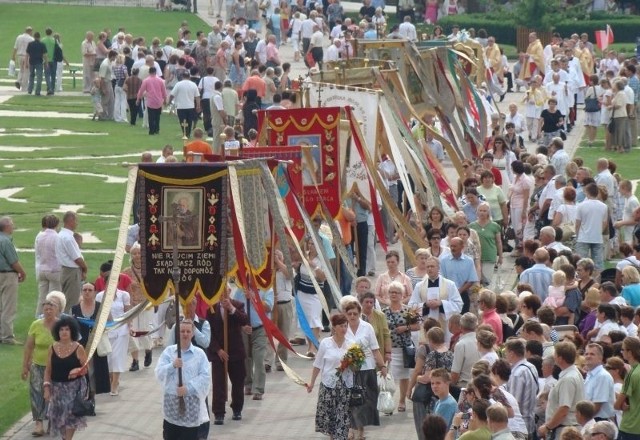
[0,4,208,64]
[0,5,211,434]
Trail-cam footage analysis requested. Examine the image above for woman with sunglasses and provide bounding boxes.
[22,292,65,437]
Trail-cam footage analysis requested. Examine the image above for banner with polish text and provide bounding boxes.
[137,163,228,306]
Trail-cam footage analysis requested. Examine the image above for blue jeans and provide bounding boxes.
[576,242,604,271]
[45,61,56,94]
[28,62,44,95]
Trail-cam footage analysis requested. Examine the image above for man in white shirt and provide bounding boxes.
[12,26,34,91]
[254,37,268,66]
[55,211,88,313]
[300,11,317,55]
[168,71,201,138]
[324,39,342,62]
[584,342,616,423]
[504,103,526,135]
[398,15,417,42]
[594,158,617,209]
[549,138,570,178]
[575,183,609,271]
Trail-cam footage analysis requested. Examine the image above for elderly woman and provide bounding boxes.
[71,282,110,396]
[576,258,597,297]
[44,316,88,440]
[22,292,64,436]
[383,281,422,413]
[306,313,353,440]
[469,202,503,286]
[96,280,131,396]
[357,291,391,365]
[296,238,326,357]
[373,250,413,307]
[122,243,153,372]
[589,420,619,440]
[508,160,531,253]
[610,79,630,153]
[621,265,640,307]
[409,326,453,440]
[343,299,387,440]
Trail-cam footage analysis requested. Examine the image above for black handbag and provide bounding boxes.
[608,108,616,133]
[71,378,94,417]
[402,344,416,369]
[350,384,365,407]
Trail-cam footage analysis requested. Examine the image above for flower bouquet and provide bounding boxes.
[336,344,366,376]
[405,307,421,325]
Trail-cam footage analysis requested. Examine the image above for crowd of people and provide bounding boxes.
[8,3,640,440]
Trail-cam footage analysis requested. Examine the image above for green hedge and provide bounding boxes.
[436,13,640,45]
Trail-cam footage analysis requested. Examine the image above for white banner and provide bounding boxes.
[309,84,380,198]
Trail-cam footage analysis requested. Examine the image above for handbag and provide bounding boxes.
[72,378,94,417]
[350,384,365,407]
[504,225,516,241]
[584,86,600,112]
[305,50,316,68]
[608,108,616,133]
[96,332,112,357]
[402,344,416,369]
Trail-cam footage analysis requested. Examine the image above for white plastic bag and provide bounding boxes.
[8,60,16,77]
[377,390,395,413]
[377,370,396,394]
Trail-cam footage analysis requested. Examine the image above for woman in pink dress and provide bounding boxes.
[425,0,439,24]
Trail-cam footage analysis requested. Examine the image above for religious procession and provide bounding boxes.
[6,0,640,439]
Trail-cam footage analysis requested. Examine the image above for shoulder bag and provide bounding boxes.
[389,311,416,369]
[584,86,600,113]
[72,377,94,417]
[608,107,616,133]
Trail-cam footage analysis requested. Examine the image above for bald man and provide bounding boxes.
[519,248,554,301]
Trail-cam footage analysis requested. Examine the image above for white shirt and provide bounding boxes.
[576,198,608,244]
[35,229,61,273]
[300,19,316,39]
[595,320,624,341]
[398,22,417,41]
[14,32,34,56]
[310,30,324,47]
[170,79,200,109]
[505,112,526,134]
[55,227,83,268]
[595,169,616,197]
[255,39,267,65]
[198,75,220,100]
[275,270,293,302]
[324,44,340,62]
[346,320,380,370]
[312,336,354,388]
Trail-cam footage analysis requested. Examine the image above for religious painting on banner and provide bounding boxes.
[258,107,341,218]
[240,146,305,240]
[137,163,228,306]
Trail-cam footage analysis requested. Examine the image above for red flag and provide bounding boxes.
[607,24,614,44]
[596,25,614,51]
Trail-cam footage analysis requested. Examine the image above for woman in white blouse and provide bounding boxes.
[343,299,387,440]
[307,313,353,440]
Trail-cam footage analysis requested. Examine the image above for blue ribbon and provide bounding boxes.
[76,317,117,328]
[295,295,319,349]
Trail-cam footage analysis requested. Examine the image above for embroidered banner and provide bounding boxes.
[240,146,305,240]
[137,164,228,306]
[258,107,341,218]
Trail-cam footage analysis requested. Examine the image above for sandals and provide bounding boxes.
[305,351,315,359]
[398,403,406,412]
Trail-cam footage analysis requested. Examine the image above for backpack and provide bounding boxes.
[53,42,64,63]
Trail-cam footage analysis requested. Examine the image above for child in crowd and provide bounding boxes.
[90,77,103,121]
[543,270,566,308]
